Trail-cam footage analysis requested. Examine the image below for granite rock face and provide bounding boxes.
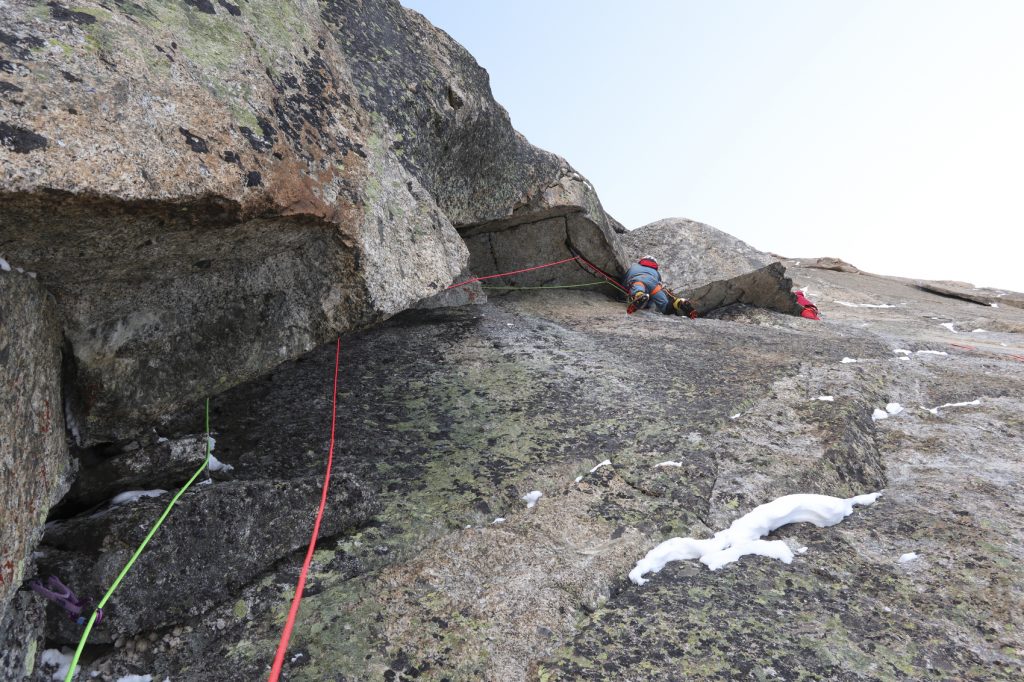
[0,0,620,447]
[620,217,775,288]
[0,270,70,682]
[3,3,1023,681]
[38,471,378,643]
[0,592,45,682]
[56,434,208,511]
[326,0,625,286]
[46,262,1022,681]
[0,271,71,624]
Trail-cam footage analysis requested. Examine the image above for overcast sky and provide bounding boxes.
[402,1,1024,291]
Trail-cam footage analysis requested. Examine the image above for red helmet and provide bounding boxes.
[638,255,658,269]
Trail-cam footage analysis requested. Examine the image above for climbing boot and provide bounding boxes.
[627,291,649,314]
[672,297,696,318]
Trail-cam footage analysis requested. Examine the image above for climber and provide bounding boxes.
[624,255,696,317]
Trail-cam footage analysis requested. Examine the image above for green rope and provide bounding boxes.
[65,399,212,681]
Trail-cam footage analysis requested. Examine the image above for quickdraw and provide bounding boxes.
[29,576,103,626]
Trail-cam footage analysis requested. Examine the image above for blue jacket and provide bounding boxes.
[624,263,670,312]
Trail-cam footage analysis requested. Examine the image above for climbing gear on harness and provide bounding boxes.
[29,576,103,626]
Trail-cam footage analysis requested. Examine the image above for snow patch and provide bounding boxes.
[871,408,888,422]
[916,350,947,356]
[990,303,998,308]
[898,552,918,563]
[893,349,912,355]
[815,396,834,402]
[885,402,903,415]
[39,649,78,681]
[923,399,981,415]
[573,475,583,483]
[522,491,542,508]
[115,675,153,682]
[492,517,505,524]
[629,492,881,583]
[589,459,611,474]
[208,454,234,473]
[940,322,959,333]
[971,329,987,333]
[840,357,859,364]
[0,256,10,272]
[111,489,167,506]
[654,461,683,468]
[730,413,741,420]
[834,300,895,308]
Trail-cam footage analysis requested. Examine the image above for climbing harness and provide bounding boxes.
[63,399,213,682]
[268,337,342,682]
[29,576,103,626]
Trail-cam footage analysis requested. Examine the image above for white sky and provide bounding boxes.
[402,1,1024,291]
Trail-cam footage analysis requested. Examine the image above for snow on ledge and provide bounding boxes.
[39,648,78,681]
[522,491,543,508]
[111,489,167,506]
[922,399,981,415]
[834,300,896,308]
[628,492,882,584]
[208,454,234,473]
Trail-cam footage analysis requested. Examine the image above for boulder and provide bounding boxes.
[619,217,775,288]
[0,271,71,625]
[38,472,379,641]
[57,435,208,511]
[683,262,804,318]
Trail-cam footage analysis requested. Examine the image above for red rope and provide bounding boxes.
[446,256,581,289]
[571,251,629,294]
[268,337,341,681]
